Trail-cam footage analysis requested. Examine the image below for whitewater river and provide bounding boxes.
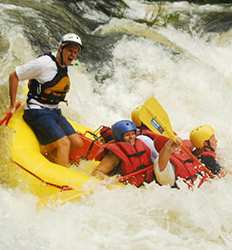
[0,1,232,249]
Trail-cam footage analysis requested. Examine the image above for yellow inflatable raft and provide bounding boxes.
[7,107,106,206]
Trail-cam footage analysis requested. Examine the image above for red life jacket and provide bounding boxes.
[170,140,210,187]
[138,128,210,187]
[138,127,169,152]
[95,139,154,187]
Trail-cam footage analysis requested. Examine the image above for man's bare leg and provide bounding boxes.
[41,146,57,163]
[40,136,71,167]
[68,133,83,151]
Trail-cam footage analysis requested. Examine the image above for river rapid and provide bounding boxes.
[1,1,232,250]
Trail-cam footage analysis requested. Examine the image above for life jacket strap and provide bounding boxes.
[127,150,146,158]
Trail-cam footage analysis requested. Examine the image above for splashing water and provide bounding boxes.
[1,1,232,250]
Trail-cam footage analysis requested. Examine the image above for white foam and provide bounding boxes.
[1,4,232,250]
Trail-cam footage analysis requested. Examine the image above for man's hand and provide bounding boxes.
[164,137,181,154]
[7,100,21,114]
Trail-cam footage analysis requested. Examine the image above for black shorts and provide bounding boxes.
[23,108,76,145]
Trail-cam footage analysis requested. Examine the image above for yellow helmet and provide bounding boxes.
[131,106,142,127]
[190,124,215,148]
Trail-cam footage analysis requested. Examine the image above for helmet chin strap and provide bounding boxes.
[60,46,66,66]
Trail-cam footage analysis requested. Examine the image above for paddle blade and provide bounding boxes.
[137,96,176,140]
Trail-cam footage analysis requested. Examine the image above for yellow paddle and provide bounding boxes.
[136,96,175,139]
[137,96,213,177]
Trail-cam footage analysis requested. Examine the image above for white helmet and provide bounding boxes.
[60,33,82,48]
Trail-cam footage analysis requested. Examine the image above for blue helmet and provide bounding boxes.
[112,120,137,141]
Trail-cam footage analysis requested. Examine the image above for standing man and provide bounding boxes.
[8,33,84,167]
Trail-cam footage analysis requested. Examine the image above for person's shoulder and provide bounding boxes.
[36,54,54,63]
[136,135,154,148]
[31,54,56,69]
[137,134,153,143]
